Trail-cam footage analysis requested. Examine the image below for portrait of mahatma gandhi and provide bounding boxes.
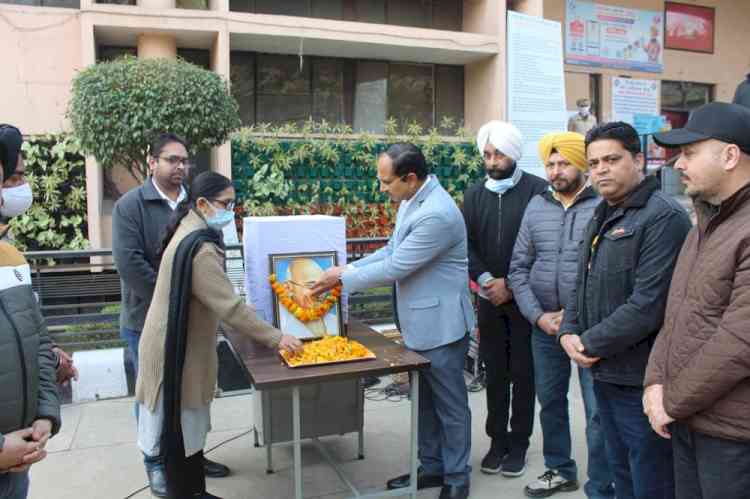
[270,253,342,339]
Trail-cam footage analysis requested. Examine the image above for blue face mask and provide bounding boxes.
[206,205,234,231]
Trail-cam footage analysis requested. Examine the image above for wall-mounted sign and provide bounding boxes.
[665,2,715,54]
[565,0,664,73]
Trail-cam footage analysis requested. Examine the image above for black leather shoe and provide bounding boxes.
[386,471,444,490]
[203,457,231,478]
[439,484,470,499]
[147,468,167,498]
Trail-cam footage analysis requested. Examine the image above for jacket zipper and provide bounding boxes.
[496,193,503,249]
[569,212,577,240]
[0,298,28,428]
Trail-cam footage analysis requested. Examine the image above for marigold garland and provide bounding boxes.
[269,273,341,323]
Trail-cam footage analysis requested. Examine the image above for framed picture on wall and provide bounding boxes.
[268,251,344,340]
[664,2,715,54]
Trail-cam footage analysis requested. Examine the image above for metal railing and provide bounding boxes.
[25,237,391,351]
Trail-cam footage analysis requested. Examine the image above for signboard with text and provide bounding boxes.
[507,11,567,179]
[565,0,664,73]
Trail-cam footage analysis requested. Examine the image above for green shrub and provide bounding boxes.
[67,55,241,179]
[9,134,89,252]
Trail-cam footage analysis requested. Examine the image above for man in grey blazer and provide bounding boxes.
[313,143,475,499]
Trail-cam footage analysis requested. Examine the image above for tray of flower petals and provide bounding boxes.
[279,335,376,368]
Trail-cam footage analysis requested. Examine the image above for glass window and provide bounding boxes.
[387,0,432,29]
[353,62,388,133]
[312,0,343,19]
[312,59,345,124]
[352,0,385,23]
[662,81,713,111]
[435,65,464,132]
[256,54,312,126]
[229,0,253,12]
[230,51,256,126]
[97,46,136,63]
[177,49,211,70]
[432,0,462,31]
[388,63,434,131]
[255,0,308,16]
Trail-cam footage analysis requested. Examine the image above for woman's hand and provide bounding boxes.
[278,335,303,354]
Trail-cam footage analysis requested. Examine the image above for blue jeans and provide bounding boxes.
[416,334,472,487]
[0,471,29,499]
[121,327,163,473]
[594,380,674,499]
[531,328,614,499]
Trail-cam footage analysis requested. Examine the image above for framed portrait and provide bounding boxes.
[664,2,715,54]
[268,251,344,340]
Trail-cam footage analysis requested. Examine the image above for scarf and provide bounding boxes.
[485,165,523,195]
[161,228,222,499]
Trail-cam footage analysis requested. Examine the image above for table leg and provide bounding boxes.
[293,385,303,499]
[409,371,419,499]
[358,429,365,460]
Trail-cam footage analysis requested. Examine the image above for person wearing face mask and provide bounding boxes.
[111,133,232,496]
[0,136,61,499]
[135,171,302,499]
[0,125,33,241]
[462,121,547,478]
[568,99,598,136]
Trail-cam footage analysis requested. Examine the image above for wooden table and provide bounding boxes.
[224,322,430,499]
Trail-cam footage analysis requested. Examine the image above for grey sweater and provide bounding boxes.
[112,178,178,332]
[508,187,599,326]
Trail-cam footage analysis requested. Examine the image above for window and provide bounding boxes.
[388,64,434,131]
[662,81,713,111]
[228,0,462,31]
[1,0,80,7]
[387,0,432,29]
[230,52,256,127]
[96,46,136,63]
[256,54,312,126]
[230,52,464,133]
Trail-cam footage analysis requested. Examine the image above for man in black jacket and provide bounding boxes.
[558,122,691,499]
[463,120,547,477]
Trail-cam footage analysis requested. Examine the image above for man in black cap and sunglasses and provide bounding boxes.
[644,102,750,499]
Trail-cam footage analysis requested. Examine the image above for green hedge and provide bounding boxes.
[8,134,89,252]
[231,122,484,237]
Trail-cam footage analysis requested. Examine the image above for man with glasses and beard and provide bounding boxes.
[463,121,547,477]
[112,132,231,497]
[509,132,614,498]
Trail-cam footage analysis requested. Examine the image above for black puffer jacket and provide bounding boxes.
[559,176,691,386]
[0,241,60,441]
[508,187,599,325]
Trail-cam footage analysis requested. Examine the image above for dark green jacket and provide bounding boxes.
[0,241,61,449]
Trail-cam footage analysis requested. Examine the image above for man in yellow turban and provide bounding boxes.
[509,130,614,498]
[538,131,588,208]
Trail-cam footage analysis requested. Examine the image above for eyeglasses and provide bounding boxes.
[159,155,194,168]
[211,198,236,211]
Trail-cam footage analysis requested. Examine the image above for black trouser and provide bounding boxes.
[167,450,205,498]
[477,298,535,453]
[672,422,750,499]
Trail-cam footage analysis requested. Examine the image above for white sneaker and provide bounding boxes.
[523,469,579,498]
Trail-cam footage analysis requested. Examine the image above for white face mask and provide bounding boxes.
[0,183,33,218]
[579,106,591,117]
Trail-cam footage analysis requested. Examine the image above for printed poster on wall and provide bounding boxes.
[611,77,660,124]
[507,11,567,179]
[565,0,664,73]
